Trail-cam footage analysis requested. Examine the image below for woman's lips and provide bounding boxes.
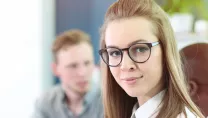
[121,76,143,85]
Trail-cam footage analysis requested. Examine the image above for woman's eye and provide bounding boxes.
[109,51,121,57]
[135,47,149,53]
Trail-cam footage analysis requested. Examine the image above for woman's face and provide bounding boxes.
[105,17,164,98]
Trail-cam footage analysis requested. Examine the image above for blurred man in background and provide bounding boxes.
[180,43,208,117]
[32,29,103,118]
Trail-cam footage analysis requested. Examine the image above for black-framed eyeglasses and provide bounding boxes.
[99,41,160,67]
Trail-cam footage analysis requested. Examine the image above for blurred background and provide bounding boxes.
[0,0,207,118]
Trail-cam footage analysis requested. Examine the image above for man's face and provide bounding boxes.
[54,42,94,95]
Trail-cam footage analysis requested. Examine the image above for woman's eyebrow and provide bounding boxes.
[127,39,147,46]
[106,39,148,48]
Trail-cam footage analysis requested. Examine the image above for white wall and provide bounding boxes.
[0,0,55,118]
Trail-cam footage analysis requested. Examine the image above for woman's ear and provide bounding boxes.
[188,80,198,97]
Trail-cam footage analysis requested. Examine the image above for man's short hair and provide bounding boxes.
[52,29,92,61]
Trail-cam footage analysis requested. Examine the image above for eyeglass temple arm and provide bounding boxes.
[152,41,160,47]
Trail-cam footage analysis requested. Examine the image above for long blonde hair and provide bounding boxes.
[100,0,204,118]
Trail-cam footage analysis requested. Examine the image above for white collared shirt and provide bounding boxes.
[131,90,198,118]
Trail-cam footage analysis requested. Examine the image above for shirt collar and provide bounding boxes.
[133,89,166,118]
[60,83,100,107]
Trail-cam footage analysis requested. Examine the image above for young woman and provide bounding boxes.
[98,0,204,118]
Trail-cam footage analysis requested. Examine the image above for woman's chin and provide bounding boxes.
[125,89,145,98]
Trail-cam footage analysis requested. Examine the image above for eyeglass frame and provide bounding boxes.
[98,41,160,67]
